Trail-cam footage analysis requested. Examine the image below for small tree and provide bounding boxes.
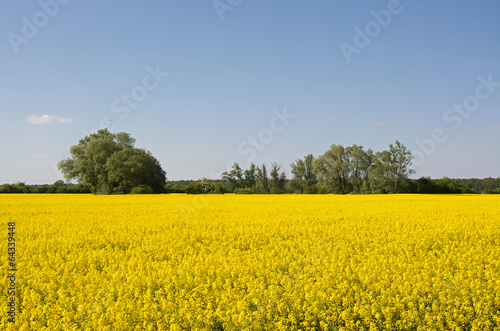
[290,154,317,193]
[255,164,270,194]
[244,163,257,192]
[222,162,244,192]
[270,163,286,194]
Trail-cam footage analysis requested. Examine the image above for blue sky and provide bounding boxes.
[1,0,499,184]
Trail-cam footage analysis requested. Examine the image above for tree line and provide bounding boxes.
[4,177,500,195]
[1,129,499,194]
[178,141,473,195]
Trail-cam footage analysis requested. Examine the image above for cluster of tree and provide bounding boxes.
[58,129,166,194]
[164,180,211,194]
[2,176,495,195]
[0,180,91,194]
[314,141,415,194]
[412,177,471,194]
[453,178,500,194]
[221,162,287,194]
[213,141,415,194]
[172,141,494,195]
[2,130,498,195]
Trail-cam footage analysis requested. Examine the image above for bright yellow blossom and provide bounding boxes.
[1,194,499,330]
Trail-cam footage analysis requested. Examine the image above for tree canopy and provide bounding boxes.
[3,137,493,195]
[58,129,166,194]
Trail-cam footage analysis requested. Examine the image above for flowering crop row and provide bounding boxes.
[1,194,499,330]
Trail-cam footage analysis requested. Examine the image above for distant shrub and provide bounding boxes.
[0,184,16,193]
[56,186,68,194]
[304,186,318,194]
[235,188,253,195]
[34,185,48,193]
[270,187,284,194]
[130,185,154,194]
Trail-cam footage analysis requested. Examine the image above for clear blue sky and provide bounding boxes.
[1,0,499,184]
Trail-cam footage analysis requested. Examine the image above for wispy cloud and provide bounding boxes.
[375,122,391,127]
[29,154,53,159]
[492,124,500,129]
[26,114,73,125]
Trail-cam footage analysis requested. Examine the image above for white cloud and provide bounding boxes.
[26,114,73,125]
[375,122,390,127]
[29,154,53,159]
[492,124,500,129]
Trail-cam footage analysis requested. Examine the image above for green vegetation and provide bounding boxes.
[0,181,91,194]
[57,129,166,194]
[1,132,499,195]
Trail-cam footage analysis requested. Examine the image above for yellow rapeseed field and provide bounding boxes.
[1,194,500,330]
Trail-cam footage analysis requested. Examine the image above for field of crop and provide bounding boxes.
[1,194,500,330]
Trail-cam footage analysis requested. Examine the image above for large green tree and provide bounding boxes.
[368,140,415,193]
[346,145,373,193]
[58,129,166,194]
[314,144,374,194]
[314,144,350,194]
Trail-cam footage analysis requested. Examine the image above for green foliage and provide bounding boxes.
[255,164,270,194]
[223,162,273,194]
[269,187,284,194]
[314,145,369,194]
[367,141,414,193]
[304,185,319,194]
[416,177,471,194]
[164,185,183,193]
[234,188,253,194]
[0,181,92,194]
[56,186,68,193]
[270,163,286,193]
[58,129,166,194]
[185,178,225,194]
[0,184,17,193]
[453,177,500,194]
[244,163,257,192]
[6,135,499,195]
[290,154,318,194]
[222,162,245,191]
[130,185,154,194]
[314,141,414,194]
